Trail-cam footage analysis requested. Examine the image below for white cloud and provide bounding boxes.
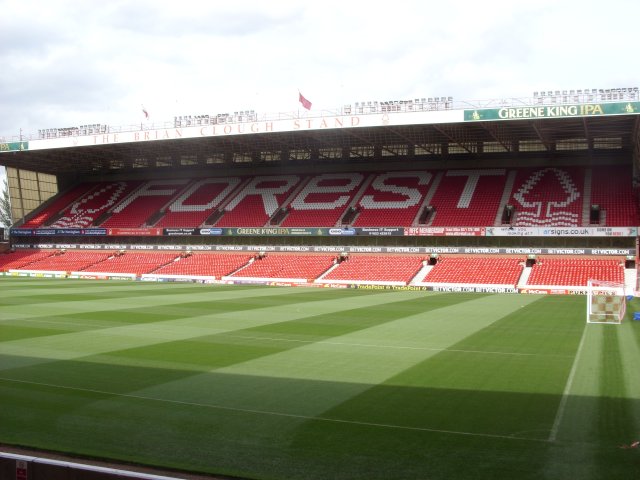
[0,0,638,140]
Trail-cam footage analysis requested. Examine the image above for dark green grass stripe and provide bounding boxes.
[0,372,552,480]
[596,327,637,440]
[454,295,585,355]
[0,324,76,342]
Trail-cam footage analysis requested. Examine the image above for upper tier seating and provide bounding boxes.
[322,255,425,284]
[20,165,639,229]
[590,165,639,226]
[230,254,335,280]
[353,172,432,227]
[216,176,302,227]
[428,169,508,226]
[152,253,253,277]
[155,177,242,228]
[50,181,142,228]
[509,167,584,227]
[21,183,96,228]
[526,258,624,286]
[101,179,192,228]
[281,173,365,227]
[420,257,524,285]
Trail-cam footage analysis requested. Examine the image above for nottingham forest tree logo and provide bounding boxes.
[512,168,580,226]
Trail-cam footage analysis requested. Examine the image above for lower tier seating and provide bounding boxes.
[0,250,57,270]
[421,257,524,285]
[153,253,253,277]
[230,254,335,280]
[81,252,179,276]
[1,250,630,290]
[526,258,624,286]
[322,255,425,283]
[18,250,113,272]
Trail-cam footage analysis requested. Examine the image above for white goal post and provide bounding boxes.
[586,279,627,324]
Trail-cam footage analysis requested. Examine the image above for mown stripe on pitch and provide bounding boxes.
[126,293,527,421]
[0,282,372,322]
[0,278,248,299]
[0,288,431,372]
[289,295,573,440]
[0,286,376,348]
[0,291,479,428]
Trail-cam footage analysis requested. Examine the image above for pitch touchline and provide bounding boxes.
[548,324,588,442]
[0,376,548,444]
[219,333,572,358]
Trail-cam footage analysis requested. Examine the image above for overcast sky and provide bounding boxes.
[1,0,638,143]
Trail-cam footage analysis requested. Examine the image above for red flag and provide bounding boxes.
[142,106,149,119]
[298,92,312,110]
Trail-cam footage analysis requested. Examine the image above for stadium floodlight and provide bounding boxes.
[586,279,627,324]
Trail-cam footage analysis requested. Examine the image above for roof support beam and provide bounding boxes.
[432,125,473,153]
[480,122,512,152]
[531,121,553,151]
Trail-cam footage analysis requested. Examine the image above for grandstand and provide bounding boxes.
[1,89,639,293]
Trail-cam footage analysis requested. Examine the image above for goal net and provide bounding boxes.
[586,279,626,324]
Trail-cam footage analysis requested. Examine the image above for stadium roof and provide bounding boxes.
[1,98,639,176]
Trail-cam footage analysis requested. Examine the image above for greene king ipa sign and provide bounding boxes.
[464,101,640,121]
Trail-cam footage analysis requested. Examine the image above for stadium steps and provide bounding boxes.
[340,206,359,225]
[269,207,289,226]
[147,255,182,274]
[582,168,593,225]
[336,173,374,227]
[409,264,432,285]
[78,256,114,271]
[624,268,637,293]
[145,209,166,227]
[316,261,341,281]
[93,210,112,226]
[517,266,532,288]
[417,171,443,226]
[203,209,225,226]
[495,170,517,226]
[269,176,311,226]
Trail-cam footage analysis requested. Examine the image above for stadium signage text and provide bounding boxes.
[10,225,637,238]
[11,243,635,256]
[465,101,640,122]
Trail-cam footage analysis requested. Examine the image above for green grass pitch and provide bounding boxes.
[1,277,639,479]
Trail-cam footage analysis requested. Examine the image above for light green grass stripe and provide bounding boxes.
[132,294,542,419]
[548,323,603,442]
[0,289,434,369]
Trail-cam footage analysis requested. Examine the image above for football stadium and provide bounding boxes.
[1,89,640,479]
